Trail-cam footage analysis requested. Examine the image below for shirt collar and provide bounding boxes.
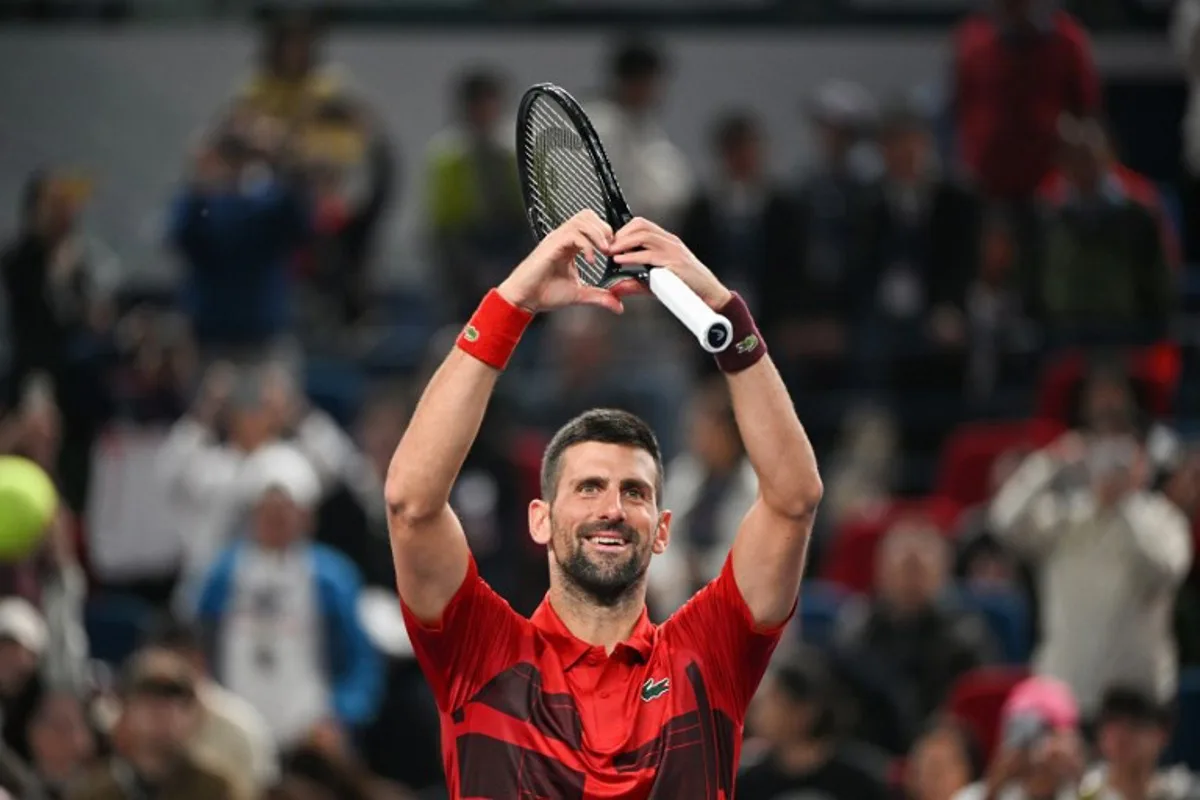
[530,596,656,670]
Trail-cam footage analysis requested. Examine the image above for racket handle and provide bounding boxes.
[647,268,734,354]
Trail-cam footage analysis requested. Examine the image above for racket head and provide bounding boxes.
[516,83,645,289]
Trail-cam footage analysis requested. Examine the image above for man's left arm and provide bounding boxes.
[610,218,823,629]
[723,349,823,626]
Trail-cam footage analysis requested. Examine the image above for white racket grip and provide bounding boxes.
[647,268,734,353]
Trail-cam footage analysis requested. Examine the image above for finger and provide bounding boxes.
[580,218,613,256]
[579,286,625,314]
[608,276,650,297]
[570,232,595,266]
[609,230,667,255]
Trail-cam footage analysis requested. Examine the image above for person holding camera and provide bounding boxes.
[954,676,1086,800]
[988,368,1193,719]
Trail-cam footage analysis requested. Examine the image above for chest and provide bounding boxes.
[229,550,319,635]
[448,647,742,799]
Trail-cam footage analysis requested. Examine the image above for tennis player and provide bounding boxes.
[387,210,823,798]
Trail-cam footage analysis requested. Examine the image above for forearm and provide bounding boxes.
[384,348,499,521]
[726,355,822,519]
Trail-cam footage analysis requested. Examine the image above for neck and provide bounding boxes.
[1107,763,1153,800]
[548,580,645,653]
[774,739,832,776]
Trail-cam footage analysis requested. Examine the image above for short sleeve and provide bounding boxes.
[399,556,529,712]
[660,554,793,719]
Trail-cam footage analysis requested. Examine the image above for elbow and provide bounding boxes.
[383,475,445,529]
[765,474,824,521]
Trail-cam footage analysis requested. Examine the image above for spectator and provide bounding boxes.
[295,97,396,345]
[680,111,800,323]
[1036,117,1182,274]
[68,648,237,800]
[961,210,1037,401]
[160,362,360,613]
[905,717,984,800]
[0,597,50,763]
[194,443,383,750]
[647,377,756,616]
[835,522,997,729]
[235,12,340,126]
[953,676,1086,800]
[146,619,279,799]
[1034,115,1173,337]
[1,171,116,511]
[586,39,692,228]
[1077,686,1198,800]
[952,0,1100,202]
[786,80,878,376]
[168,116,311,367]
[989,428,1193,717]
[859,99,982,389]
[25,688,98,799]
[739,647,890,800]
[425,68,528,323]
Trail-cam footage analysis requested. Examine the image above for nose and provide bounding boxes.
[597,486,627,522]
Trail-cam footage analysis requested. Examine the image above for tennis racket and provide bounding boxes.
[515,82,733,354]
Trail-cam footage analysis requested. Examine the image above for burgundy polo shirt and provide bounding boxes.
[400,554,790,799]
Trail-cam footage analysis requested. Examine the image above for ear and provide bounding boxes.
[529,499,551,546]
[651,509,672,555]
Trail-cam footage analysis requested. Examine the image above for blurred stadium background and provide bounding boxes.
[1,0,1199,798]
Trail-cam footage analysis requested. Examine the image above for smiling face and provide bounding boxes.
[530,441,670,607]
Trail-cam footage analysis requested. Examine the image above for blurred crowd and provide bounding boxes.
[0,0,1199,798]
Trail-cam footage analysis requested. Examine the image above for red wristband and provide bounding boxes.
[713,292,767,374]
[455,289,534,371]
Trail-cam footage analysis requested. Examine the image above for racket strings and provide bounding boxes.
[521,96,612,286]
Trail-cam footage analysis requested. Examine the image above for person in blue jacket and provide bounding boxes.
[194,441,382,750]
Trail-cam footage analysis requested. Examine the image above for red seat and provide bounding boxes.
[934,419,1065,509]
[946,665,1031,765]
[820,496,962,593]
[1036,343,1180,425]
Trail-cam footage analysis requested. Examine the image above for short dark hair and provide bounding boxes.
[540,409,663,501]
[1098,685,1174,730]
[143,618,202,656]
[713,112,759,154]
[457,69,503,111]
[611,40,664,83]
[771,646,845,741]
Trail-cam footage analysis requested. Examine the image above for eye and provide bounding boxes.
[623,485,647,501]
[577,480,602,495]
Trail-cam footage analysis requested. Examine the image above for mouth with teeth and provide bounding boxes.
[582,531,632,552]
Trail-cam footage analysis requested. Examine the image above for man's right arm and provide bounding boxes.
[384,347,499,622]
[384,209,620,623]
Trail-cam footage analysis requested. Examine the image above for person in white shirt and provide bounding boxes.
[193,443,383,751]
[989,364,1193,717]
[160,362,361,615]
[585,39,692,230]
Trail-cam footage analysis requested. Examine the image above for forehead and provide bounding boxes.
[557,441,657,486]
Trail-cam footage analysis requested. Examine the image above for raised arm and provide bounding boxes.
[610,218,823,627]
[385,210,622,622]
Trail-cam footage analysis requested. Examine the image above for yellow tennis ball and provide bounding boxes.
[0,456,57,561]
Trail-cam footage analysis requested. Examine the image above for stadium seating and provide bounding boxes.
[820,496,962,593]
[933,418,1064,509]
[946,665,1031,765]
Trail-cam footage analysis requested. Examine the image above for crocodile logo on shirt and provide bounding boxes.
[641,677,670,703]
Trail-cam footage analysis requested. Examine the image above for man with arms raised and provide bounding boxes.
[387,210,823,798]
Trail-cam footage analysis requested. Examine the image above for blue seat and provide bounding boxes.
[1164,667,1200,770]
[796,580,851,648]
[84,594,157,666]
[304,359,366,428]
[957,586,1032,664]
